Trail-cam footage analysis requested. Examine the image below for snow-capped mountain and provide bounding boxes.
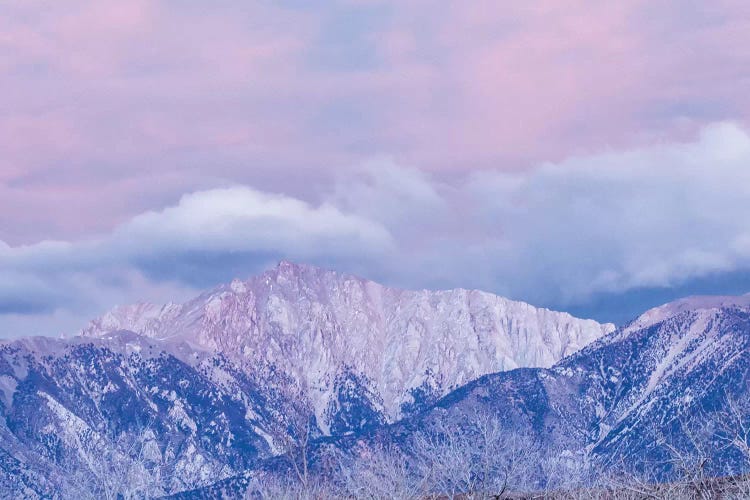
[2,268,750,496]
[0,332,313,495]
[386,295,750,478]
[0,262,614,496]
[80,261,614,428]
[160,294,750,497]
[619,293,750,335]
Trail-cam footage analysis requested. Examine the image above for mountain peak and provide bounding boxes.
[623,293,750,334]
[229,278,247,294]
[275,259,303,272]
[262,259,348,282]
[79,264,613,426]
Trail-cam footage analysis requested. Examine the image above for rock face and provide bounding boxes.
[0,330,332,495]
[390,296,750,480]
[80,261,614,428]
[151,294,750,498]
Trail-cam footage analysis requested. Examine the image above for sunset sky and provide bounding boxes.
[2,0,750,336]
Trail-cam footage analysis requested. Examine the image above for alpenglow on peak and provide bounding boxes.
[80,261,615,425]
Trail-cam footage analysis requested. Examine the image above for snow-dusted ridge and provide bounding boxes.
[79,261,614,425]
[621,293,750,335]
[5,265,750,495]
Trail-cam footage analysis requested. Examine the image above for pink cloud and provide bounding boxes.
[365,0,748,168]
[0,1,749,244]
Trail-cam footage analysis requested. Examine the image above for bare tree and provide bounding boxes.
[411,411,537,499]
[714,390,750,469]
[58,423,168,499]
[280,387,318,489]
[247,471,333,500]
[335,442,425,500]
[248,388,750,500]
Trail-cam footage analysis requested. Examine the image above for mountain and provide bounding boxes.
[80,261,614,430]
[179,295,750,497]
[0,262,614,496]
[0,333,288,495]
[387,295,750,479]
[0,267,748,496]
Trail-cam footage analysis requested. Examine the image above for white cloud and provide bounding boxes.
[3,122,750,335]
[114,186,394,260]
[467,121,750,301]
[325,122,750,304]
[0,186,394,335]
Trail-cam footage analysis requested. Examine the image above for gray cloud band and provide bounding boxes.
[2,122,750,335]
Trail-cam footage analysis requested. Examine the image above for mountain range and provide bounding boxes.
[1,262,749,497]
[80,261,613,428]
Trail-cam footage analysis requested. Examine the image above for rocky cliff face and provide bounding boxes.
[387,297,750,480]
[162,295,750,498]
[0,262,619,496]
[80,261,614,428]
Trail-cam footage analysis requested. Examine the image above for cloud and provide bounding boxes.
[0,186,392,330]
[477,121,750,299]
[2,1,750,247]
[2,123,750,336]
[116,186,394,284]
[332,159,450,237]
[326,122,750,304]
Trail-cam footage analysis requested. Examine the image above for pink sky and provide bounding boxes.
[3,1,750,334]
[1,1,749,245]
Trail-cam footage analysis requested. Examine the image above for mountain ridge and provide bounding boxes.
[4,262,750,496]
[0,264,750,497]
[79,261,614,427]
[172,298,750,497]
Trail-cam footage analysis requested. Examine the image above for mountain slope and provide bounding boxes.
[80,261,614,428]
[0,332,321,495]
[3,284,750,496]
[173,296,750,498]
[390,297,750,479]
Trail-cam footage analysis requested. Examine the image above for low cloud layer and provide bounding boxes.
[2,123,750,336]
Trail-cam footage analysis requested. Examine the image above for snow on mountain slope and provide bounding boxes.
[621,293,750,335]
[0,333,297,495]
[80,261,614,426]
[340,296,750,486]
[151,293,750,497]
